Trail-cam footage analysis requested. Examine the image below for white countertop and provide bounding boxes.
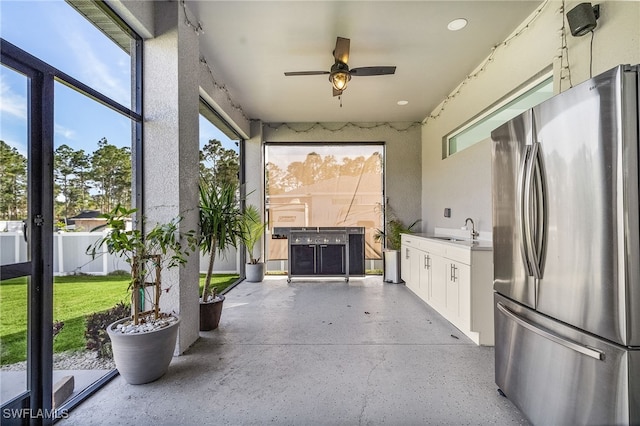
[409,233,493,250]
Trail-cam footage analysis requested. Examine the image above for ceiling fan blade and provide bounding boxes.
[284,71,330,76]
[350,66,396,76]
[333,87,343,97]
[334,37,350,64]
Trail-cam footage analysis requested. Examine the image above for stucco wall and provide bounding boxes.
[421,0,640,234]
[106,0,154,39]
[143,1,201,354]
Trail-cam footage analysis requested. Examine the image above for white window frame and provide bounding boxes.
[444,70,553,158]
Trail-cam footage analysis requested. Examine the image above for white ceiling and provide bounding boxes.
[189,1,543,124]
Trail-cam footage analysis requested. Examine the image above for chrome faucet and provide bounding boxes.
[464,218,479,239]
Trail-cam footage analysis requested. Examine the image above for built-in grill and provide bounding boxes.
[274,227,364,282]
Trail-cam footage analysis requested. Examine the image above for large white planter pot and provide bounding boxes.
[383,249,402,283]
[107,316,180,385]
[245,262,265,282]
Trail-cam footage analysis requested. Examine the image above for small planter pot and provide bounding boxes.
[245,262,265,282]
[200,295,225,331]
[107,316,180,385]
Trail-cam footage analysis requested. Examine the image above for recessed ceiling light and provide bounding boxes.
[397,100,409,106]
[447,18,468,31]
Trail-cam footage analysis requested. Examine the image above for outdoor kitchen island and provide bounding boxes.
[272,227,365,282]
[401,233,494,345]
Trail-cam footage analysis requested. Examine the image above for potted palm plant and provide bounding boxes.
[87,204,196,384]
[198,180,241,331]
[374,203,420,283]
[239,204,267,282]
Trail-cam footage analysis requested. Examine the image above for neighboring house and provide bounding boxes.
[66,210,106,232]
[267,173,383,260]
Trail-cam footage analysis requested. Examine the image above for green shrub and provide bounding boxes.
[85,302,130,358]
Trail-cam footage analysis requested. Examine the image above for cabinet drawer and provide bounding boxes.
[421,240,445,255]
[445,246,470,264]
[401,234,418,248]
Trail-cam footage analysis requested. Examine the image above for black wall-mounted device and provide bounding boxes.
[567,3,600,37]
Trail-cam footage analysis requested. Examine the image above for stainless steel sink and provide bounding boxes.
[430,236,466,242]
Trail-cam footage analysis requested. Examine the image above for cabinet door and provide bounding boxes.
[400,246,412,285]
[445,261,470,327]
[445,261,460,322]
[409,248,423,294]
[430,255,447,312]
[420,252,433,302]
[291,245,316,275]
[457,262,471,330]
[318,244,346,275]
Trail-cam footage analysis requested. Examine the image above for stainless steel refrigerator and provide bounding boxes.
[491,64,640,425]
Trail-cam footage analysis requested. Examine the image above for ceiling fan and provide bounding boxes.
[284,37,396,98]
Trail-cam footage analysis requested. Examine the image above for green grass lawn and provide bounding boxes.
[0,273,239,365]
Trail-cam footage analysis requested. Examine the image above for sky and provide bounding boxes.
[0,0,237,159]
[265,144,383,170]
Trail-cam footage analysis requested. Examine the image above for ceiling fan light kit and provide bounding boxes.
[330,63,351,91]
[284,36,396,102]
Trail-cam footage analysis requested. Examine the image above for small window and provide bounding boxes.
[445,75,553,157]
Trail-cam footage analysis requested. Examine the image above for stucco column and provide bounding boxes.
[245,121,263,209]
[143,1,200,354]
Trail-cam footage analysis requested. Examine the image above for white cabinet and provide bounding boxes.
[443,257,469,327]
[401,237,424,298]
[401,234,494,346]
[411,249,425,299]
[421,251,433,302]
[445,259,459,321]
[429,254,446,310]
[414,249,433,302]
[401,235,439,302]
[400,244,412,288]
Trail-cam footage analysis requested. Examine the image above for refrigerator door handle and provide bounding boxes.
[524,142,544,279]
[532,141,547,278]
[497,302,604,360]
[518,145,534,276]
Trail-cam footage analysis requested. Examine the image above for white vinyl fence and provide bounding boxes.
[0,231,240,276]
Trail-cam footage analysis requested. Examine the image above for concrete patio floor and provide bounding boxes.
[62,276,530,425]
